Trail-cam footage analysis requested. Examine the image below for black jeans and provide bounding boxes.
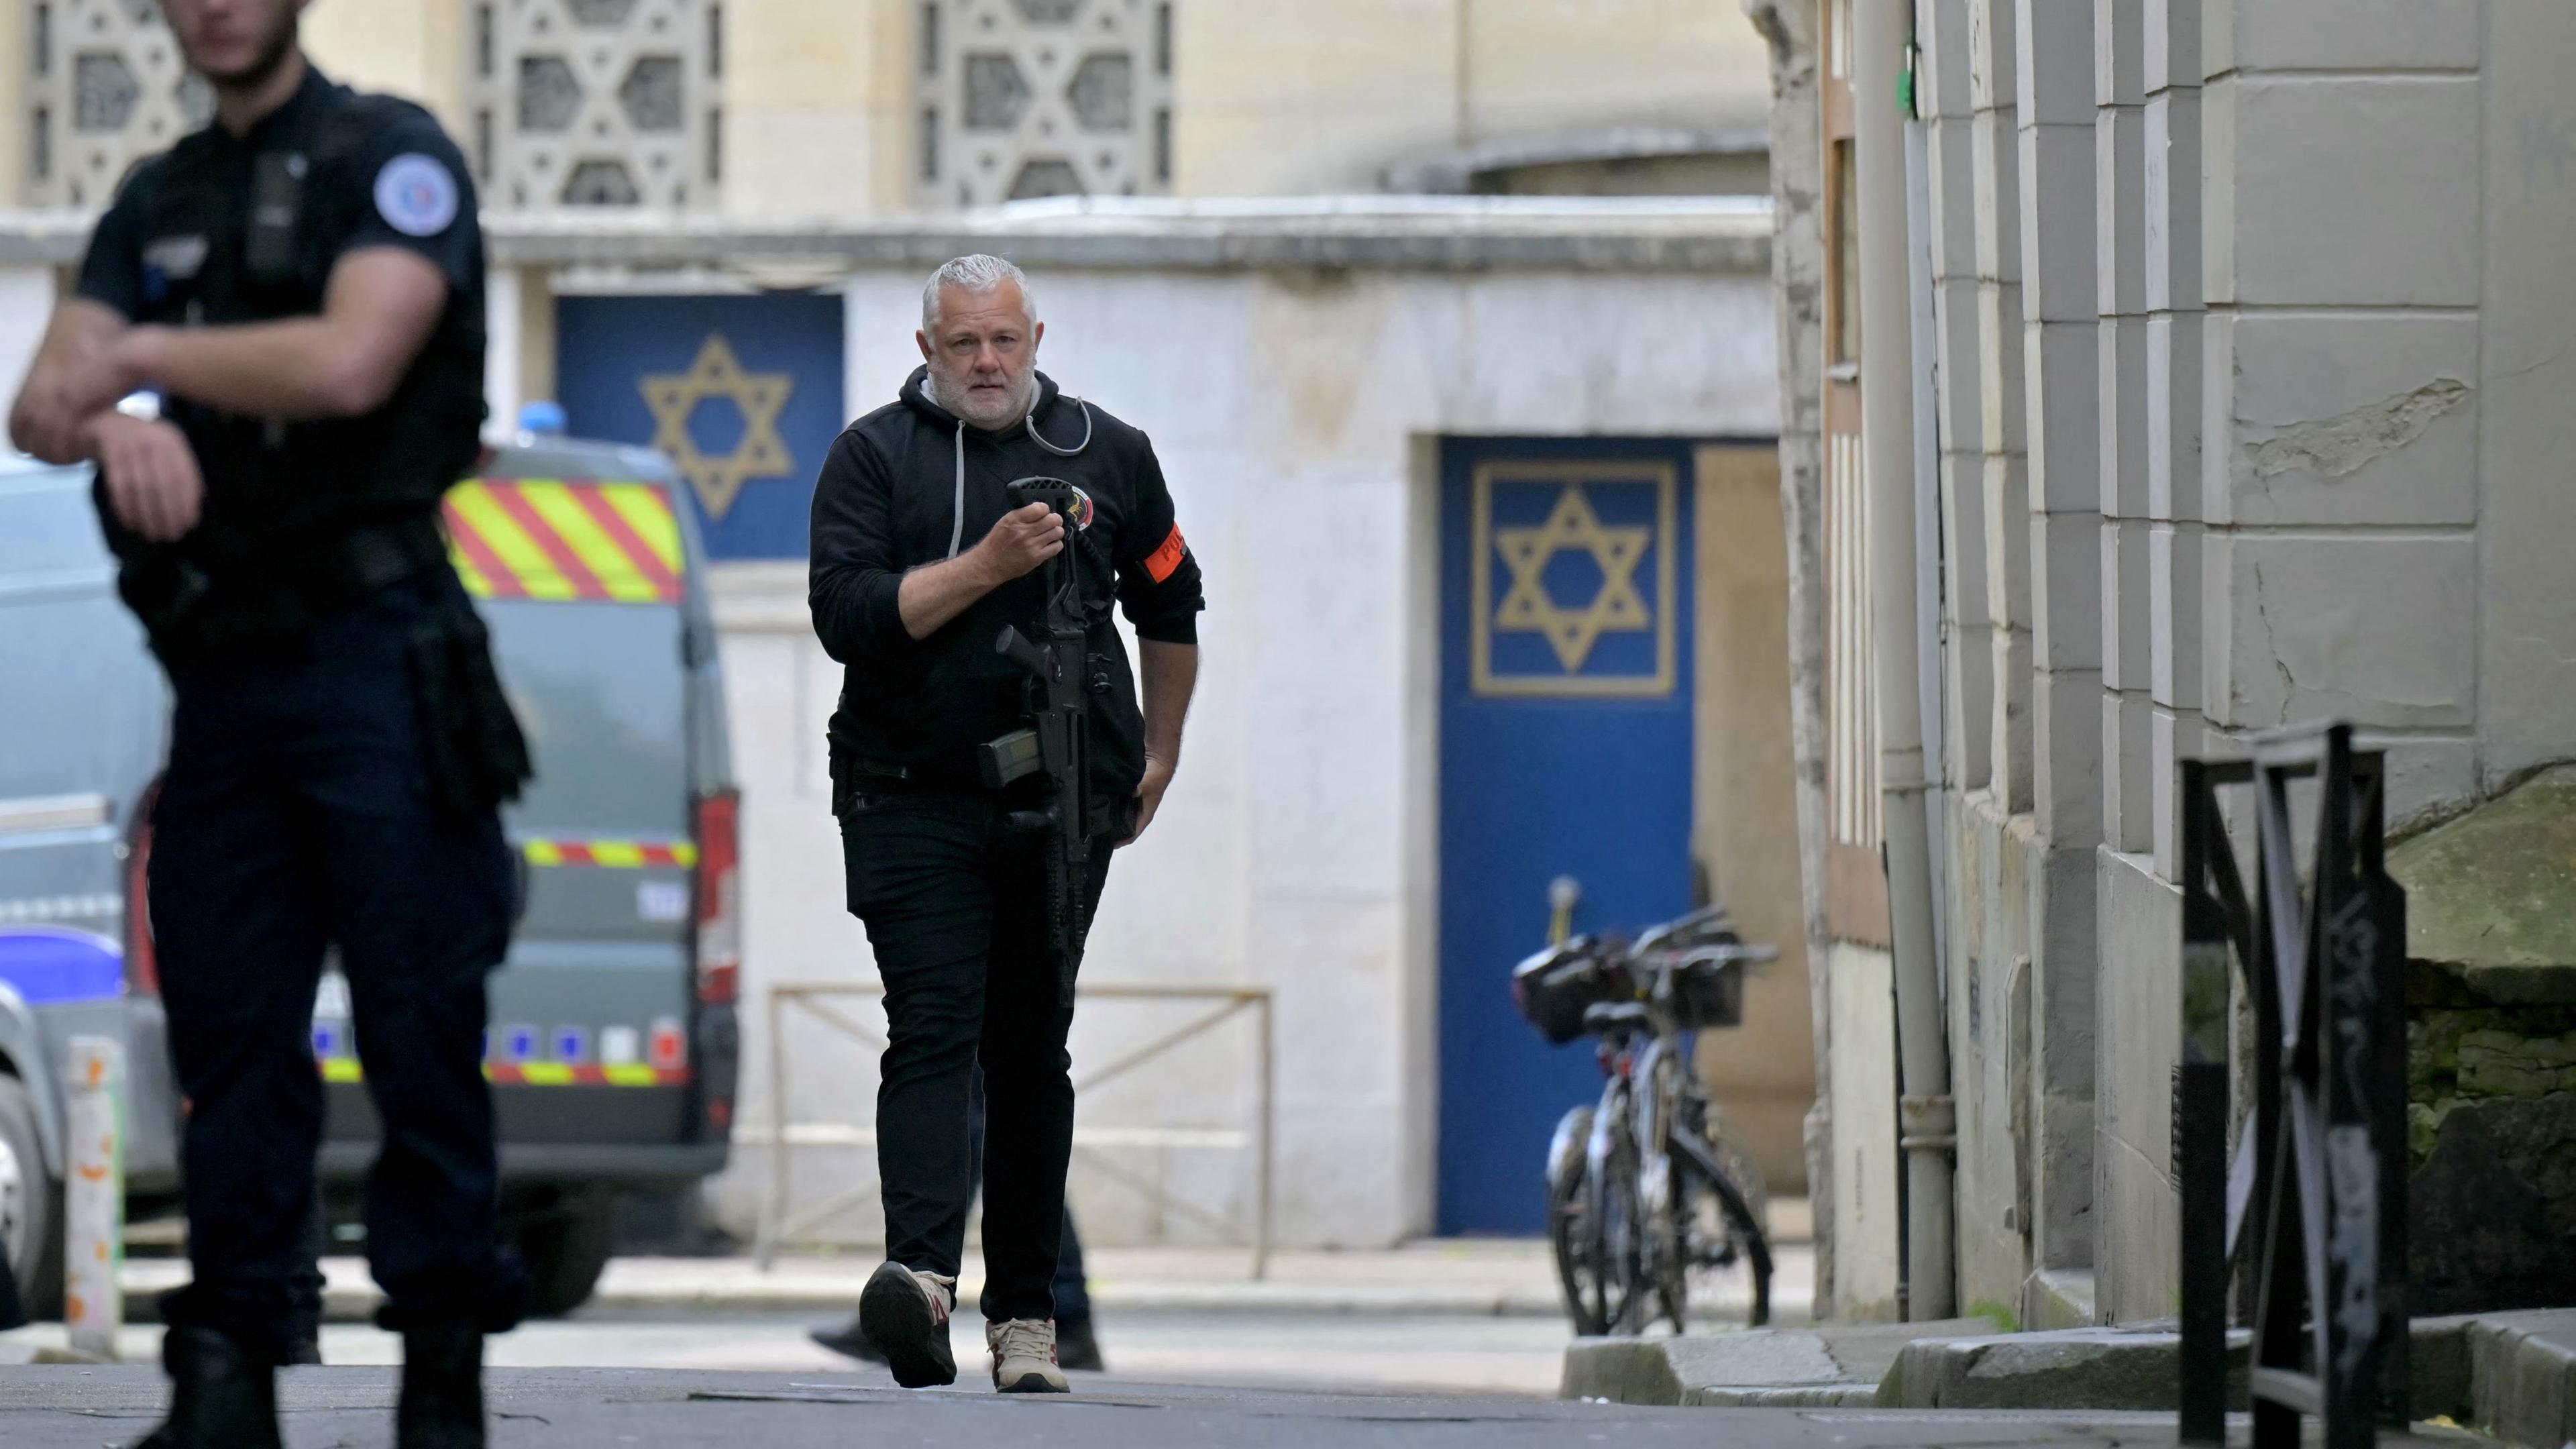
[963,1070,1093,1326]
[841,787,1110,1324]
[151,578,525,1360]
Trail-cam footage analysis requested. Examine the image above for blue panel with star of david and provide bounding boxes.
[1436,437,1700,1235]
[555,292,845,559]
[1479,472,1672,686]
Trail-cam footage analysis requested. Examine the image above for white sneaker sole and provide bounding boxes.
[994,1366,1070,1394]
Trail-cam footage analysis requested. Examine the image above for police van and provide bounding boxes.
[0,429,740,1318]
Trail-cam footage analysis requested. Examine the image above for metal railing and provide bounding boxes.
[751,981,1275,1279]
[2178,724,2408,1448]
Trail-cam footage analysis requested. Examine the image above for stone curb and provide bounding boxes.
[1872,1328,2249,1411]
[2460,1309,2576,1449]
[1560,1320,1996,1407]
[1566,1310,2576,1442]
[1687,1384,1878,1407]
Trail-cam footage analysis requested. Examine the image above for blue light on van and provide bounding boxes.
[0,927,125,1006]
[552,1026,590,1065]
[504,1025,540,1063]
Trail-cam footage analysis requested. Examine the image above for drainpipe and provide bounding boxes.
[1852,0,1954,1322]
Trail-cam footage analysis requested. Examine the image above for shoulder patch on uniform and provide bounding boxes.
[373,152,460,237]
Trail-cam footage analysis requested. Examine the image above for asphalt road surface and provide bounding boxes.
[0,1362,2263,1449]
[12,1307,1576,1397]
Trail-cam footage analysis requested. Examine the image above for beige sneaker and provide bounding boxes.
[986,1318,1069,1393]
[858,1263,957,1388]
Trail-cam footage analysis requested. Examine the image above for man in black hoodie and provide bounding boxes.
[808,255,1203,1393]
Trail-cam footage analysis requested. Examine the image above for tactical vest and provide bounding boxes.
[110,86,486,660]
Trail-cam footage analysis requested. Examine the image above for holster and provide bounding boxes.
[406,586,533,819]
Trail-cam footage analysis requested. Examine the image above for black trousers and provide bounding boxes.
[963,1069,1093,1326]
[150,578,524,1360]
[840,787,1110,1324]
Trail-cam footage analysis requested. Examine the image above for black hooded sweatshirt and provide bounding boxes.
[808,366,1203,815]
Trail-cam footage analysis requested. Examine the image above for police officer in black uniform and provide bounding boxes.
[9,3,527,1444]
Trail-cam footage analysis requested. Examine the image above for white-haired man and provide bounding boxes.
[807,256,1203,1392]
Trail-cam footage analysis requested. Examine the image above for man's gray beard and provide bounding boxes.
[928,368,1037,431]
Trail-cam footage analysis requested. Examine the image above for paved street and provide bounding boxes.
[0,1231,2483,1448]
[40,1226,1815,1396]
[5,1309,1581,1396]
[25,1218,2265,1448]
[0,1363,2311,1449]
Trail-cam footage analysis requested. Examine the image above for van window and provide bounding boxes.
[484,600,688,839]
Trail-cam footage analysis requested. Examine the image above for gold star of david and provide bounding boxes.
[1492,486,1655,672]
[640,333,794,520]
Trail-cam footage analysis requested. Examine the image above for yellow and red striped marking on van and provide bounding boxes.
[443,479,686,604]
[521,839,698,869]
[319,1059,690,1087]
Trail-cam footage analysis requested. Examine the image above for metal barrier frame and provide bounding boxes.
[751,981,1275,1279]
[2178,724,2408,1448]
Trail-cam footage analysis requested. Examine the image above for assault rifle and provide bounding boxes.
[977,478,1099,1006]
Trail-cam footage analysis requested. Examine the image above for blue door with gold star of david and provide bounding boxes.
[1438,437,1696,1234]
[555,293,846,559]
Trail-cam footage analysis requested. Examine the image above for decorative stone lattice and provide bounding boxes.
[23,0,211,207]
[921,0,1173,208]
[470,0,718,209]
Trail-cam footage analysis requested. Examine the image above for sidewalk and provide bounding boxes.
[115,1238,1568,1319]
[111,1200,1817,1322]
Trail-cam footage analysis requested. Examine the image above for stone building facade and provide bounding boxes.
[0,1,1809,1252]
[1788,0,2576,1324]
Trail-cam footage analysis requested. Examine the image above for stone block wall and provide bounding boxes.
[2391,763,2576,1311]
[1892,0,2576,1327]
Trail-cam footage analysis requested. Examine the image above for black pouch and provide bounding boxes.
[827,746,859,818]
[828,746,916,818]
[407,594,533,818]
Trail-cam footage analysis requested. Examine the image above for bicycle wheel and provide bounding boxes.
[1584,1104,1650,1336]
[1545,1106,1610,1336]
[1661,1116,1773,1330]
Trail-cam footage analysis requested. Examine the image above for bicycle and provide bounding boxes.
[1513,904,1776,1336]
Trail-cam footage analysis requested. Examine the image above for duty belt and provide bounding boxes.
[133,514,451,665]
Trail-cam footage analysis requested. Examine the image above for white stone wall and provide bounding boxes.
[1892,0,2576,1326]
[1825,940,1901,1318]
[708,261,1780,1250]
[2479,3,2576,787]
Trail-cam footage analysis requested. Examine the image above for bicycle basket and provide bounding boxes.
[1511,941,1617,1045]
[1670,951,1747,1030]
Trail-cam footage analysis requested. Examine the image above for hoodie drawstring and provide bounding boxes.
[1027,395,1094,457]
[947,419,966,559]
[924,377,1090,557]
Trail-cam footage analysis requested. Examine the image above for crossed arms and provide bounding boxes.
[7,248,453,541]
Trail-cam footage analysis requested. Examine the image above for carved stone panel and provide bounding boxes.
[470,0,718,210]
[24,0,209,207]
[920,0,1172,208]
